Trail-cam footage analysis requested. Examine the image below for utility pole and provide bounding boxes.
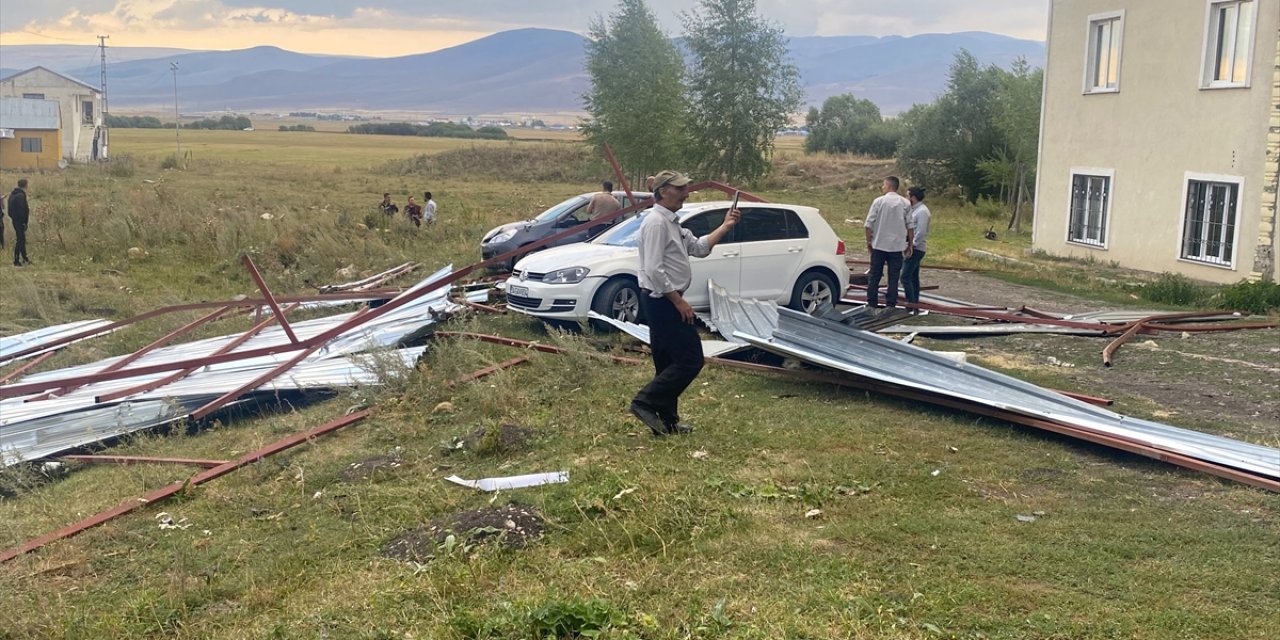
[97,35,109,160]
[170,62,181,159]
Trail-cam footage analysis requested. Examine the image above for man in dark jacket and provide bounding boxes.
[9,179,31,266]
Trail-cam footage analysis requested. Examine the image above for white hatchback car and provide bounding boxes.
[504,201,850,325]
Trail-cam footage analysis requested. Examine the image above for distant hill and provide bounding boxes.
[0,29,1044,116]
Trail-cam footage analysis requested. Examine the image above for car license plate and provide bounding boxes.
[508,285,529,297]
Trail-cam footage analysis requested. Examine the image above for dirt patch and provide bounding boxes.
[381,505,545,561]
[339,453,404,483]
[466,423,536,454]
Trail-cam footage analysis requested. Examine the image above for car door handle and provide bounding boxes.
[787,247,803,253]
[721,251,739,257]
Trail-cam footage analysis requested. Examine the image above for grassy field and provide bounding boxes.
[0,129,1276,639]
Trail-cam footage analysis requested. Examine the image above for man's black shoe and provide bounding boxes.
[665,422,695,435]
[629,402,668,437]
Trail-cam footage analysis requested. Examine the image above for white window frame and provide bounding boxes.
[1083,10,1125,94]
[1176,172,1244,270]
[1199,0,1257,89]
[1065,168,1114,249]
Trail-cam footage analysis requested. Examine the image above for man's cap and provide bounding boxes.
[652,170,692,191]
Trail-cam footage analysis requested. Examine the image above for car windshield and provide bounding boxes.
[593,215,644,247]
[532,196,588,223]
[594,207,700,247]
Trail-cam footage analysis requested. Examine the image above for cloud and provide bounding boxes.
[0,1,1047,55]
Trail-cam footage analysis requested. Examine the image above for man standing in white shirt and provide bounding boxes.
[631,170,739,436]
[902,186,932,311]
[422,191,437,225]
[863,176,914,309]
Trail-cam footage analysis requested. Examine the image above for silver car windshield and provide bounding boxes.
[594,215,644,247]
[532,196,587,223]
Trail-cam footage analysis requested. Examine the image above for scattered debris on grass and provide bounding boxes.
[382,504,546,561]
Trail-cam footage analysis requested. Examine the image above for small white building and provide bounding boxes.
[0,66,105,163]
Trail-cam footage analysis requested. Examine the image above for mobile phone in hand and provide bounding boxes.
[730,190,740,211]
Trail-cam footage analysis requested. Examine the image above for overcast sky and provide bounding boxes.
[0,1,1049,57]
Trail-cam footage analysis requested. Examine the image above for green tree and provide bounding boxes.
[988,58,1043,232]
[581,0,687,183]
[897,50,1004,201]
[683,0,802,183]
[804,93,897,157]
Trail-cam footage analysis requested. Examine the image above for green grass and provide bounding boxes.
[0,131,1277,639]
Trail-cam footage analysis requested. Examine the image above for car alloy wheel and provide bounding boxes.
[791,272,837,315]
[611,286,639,321]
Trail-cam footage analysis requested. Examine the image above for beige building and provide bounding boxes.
[0,66,104,164]
[1034,0,1279,282]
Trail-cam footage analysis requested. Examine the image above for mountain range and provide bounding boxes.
[0,28,1044,116]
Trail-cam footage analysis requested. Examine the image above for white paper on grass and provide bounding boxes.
[445,471,569,492]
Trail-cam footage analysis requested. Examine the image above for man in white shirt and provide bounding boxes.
[631,170,739,436]
[902,186,932,311]
[422,191,437,225]
[863,176,914,309]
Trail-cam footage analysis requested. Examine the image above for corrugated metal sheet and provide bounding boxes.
[1,319,115,361]
[706,280,778,344]
[585,311,745,358]
[734,309,1280,481]
[1,266,461,466]
[0,98,60,130]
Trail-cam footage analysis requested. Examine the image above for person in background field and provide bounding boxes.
[422,192,437,225]
[630,169,740,437]
[0,190,7,248]
[863,176,914,309]
[587,180,622,221]
[902,186,932,314]
[379,193,399,216]
[9,178,32,267]
[404,195,424,228]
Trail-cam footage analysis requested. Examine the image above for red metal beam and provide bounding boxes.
[59,455,228,468]
[0,409,372,563]
[95,303,301,404]
[450,356,530,385]
[28,306,235,402]
[433,331,647,366]
[0,351,57,384]
[242,255,299,345]
[0,291,395,366]
[602,142,635,205]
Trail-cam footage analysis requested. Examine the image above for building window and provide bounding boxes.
[1085,11,1123,93]
[83,101,94,124]
[1181,177,1241,267]
[22,93,45,99]
[1068,172,1111,247]
[1202,0,1256,87]
[20,138,43,153]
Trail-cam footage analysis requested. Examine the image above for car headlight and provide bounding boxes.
[487,228,517,244]
[542,266,590,284]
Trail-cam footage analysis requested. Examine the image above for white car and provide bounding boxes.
[504,201,850,325]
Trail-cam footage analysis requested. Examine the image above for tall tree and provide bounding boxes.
[683,0,802,183]
[582,0,687,182]
[989,58,1043,232]
[804,93,900,158]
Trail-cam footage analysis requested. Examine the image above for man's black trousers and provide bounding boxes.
[633,292,703,425]
[12,220,27,265]
[867,249,904,308]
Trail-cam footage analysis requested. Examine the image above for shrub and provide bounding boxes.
[105,154,135,178]
[963,195,1005,220]
[1218,279,1280,315]
[1142,272,1210,306]
[160,154,180,170]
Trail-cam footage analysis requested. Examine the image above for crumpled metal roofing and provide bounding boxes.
[1,266,460,466]
[706,280,778,345]
[734,308,1280,481]
[585,311,745,358]
[1,319,116,361]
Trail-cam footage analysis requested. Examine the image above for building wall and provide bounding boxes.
[0,129,63,170]
[0,69,102,164]
[1035,0,1279,283]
